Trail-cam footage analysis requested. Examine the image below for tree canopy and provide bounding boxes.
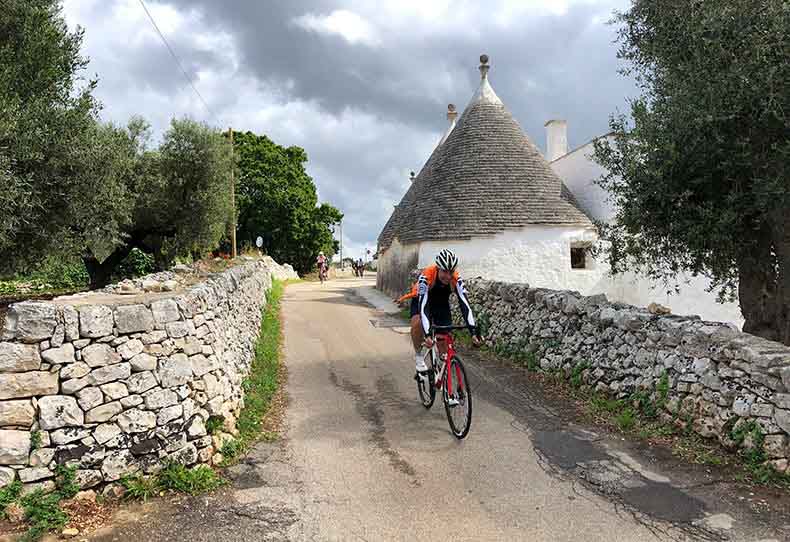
[593,0,790,343]
[233,131,342,274]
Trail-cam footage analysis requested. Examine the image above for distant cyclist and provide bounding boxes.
[316,251,328,281]
[397,249,481,374]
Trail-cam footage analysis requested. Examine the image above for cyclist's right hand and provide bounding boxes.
[424,337,434,349]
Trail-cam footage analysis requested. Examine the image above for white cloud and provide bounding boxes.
[293,10,381,47]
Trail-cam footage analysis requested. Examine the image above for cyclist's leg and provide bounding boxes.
[410,298,429,372]
[409,297,423,352]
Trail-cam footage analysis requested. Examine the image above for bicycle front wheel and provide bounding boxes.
[416,350,435,409]
[444,356,472,439]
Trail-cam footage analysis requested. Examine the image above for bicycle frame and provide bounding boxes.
[429,326,466,396]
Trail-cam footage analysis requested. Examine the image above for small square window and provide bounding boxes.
[571,247,588,269]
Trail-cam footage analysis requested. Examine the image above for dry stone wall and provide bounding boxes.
[456,279,790,471]
[0,259,291,491]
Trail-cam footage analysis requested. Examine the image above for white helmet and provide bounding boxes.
[319,251,324,256]
[435,249,458,271]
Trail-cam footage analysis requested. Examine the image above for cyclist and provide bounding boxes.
[316,251,328,280]
[397,249,482,375]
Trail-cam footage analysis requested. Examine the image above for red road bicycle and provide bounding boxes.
[415,325,472,439]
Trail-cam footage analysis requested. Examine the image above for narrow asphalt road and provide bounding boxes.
[87,277,790,542]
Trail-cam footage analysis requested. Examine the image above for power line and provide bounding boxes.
[137,0,221,126]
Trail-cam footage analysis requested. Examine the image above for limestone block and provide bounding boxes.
[63,306,79,342]
[129,353,157,373]
[159,354,191,388]
[79,305,114,338]
[76,387,103,411]
[93,423,122,445]
[165,321,190,339]
[100,382,129,401]
[38,395,84,430]
[19,467,53,483]
[116,409,156,433]
[73,339,91,349]
[75,469,103,488]
[169,443,197,465]
[41,343,75,365]
[3,302,58,343]
[190,354,214,377]
[101,449,136,481]
[120,395,143,409]
[89,362,131,386]
[85,401,123,423]
[156,404,182,425]
[29,447,55,467]
[151,299,180,324]
[127,371,158,395]
[143,388,178,410]
[82,343,121,368]
[140,331,168,345]
[117,339,144,360]
[114,305,154,334]
[769,408,788,434]
[186,417,207,439]
[182,337,203,356]
[61,362,90,381]
[1,466,20,487]
[0,342,41,373]
[0,399,35,427]
[50,427,91,445]
[0,430,30,464]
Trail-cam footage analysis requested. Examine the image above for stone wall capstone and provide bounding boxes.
[0,258,291,490]
[453,278,790,471]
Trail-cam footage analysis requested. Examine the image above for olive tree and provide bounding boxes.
[594,0,790,343]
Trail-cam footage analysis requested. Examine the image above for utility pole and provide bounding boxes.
[229,127,237,259]
[339,219,343,269]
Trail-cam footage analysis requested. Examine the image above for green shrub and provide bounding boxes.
[120,474,159,502]
[0,480,22,519]
[219,439,242,461]
[156,464,224,495]
[30,430,41,450]
[570,362,589,389]
[616,407,636,431]
[205,415,225,435]
[114,248,155,280]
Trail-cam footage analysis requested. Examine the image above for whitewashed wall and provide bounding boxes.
[418,225,606,293]
[550,141,744,328]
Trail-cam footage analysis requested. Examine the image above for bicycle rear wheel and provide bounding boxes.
[416,350,435,409]
[444,356,472,439]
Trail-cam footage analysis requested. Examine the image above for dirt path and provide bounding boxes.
[86,277,790,542]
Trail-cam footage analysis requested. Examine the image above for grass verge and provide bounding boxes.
[217,279,288,464]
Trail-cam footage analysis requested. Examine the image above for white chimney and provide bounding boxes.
[544,119,568,161]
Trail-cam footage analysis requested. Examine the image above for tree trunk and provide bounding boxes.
[739,216,790,345]
[82,244,135,290]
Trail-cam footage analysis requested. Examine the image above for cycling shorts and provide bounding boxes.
[409,296,451,327]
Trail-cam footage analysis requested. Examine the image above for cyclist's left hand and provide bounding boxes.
[472,335,483,347]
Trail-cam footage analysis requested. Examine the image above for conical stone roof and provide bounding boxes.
[378,55,593,252]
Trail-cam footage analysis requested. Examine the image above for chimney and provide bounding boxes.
[544,119,568,161]
[446,103,457,124]
[409,171,415,182]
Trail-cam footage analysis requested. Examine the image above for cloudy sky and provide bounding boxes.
[62,0,637,259]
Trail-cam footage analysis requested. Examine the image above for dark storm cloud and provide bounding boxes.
[163,0,635,148]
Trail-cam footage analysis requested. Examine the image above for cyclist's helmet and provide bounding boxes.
[435,249,458,272]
